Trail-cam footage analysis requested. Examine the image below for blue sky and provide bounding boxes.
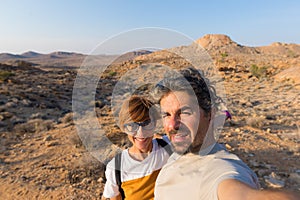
[0,0,299,54]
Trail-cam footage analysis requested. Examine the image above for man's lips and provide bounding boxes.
[170,132,190,143]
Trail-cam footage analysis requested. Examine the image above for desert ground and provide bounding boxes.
[0,34,299,199]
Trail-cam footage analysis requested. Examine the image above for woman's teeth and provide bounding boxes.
[134,137,146,141]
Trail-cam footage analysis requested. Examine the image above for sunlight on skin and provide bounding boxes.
[218,179,299,200]
[160,91,210,154]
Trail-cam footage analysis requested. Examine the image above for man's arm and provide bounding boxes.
[218,179,299,200]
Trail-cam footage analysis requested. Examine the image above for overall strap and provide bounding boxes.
[155,138,173,155]
[115,152,125,199]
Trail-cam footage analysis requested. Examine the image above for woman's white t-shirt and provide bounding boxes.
[103,138,170,198]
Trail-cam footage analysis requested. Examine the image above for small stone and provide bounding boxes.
[249,160,260,167]
[235,128,241,132]
[264,172,285,188]
[45,141,59,147]
[225,143,232,150]
[257,169,269,177]
[81,178,92,184]
[20,175,28,181]
[289,173,300,184]
[43,135,53,142]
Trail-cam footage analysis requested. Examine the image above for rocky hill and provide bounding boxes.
[0,34,299,199]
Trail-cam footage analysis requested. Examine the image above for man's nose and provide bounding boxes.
[166,115,180,130]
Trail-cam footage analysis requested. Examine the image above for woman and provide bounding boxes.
[102,95,171,200]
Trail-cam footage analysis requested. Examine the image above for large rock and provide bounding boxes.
[274,66,300,84]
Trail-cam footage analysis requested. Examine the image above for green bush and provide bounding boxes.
[0,70,15,81]
[15,60,33,67]
[250,64,267,78]
[220,52,228,58]
[287,50,298,58]
[108,71,117,76]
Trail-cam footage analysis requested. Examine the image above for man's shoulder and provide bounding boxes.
[206,143,241,161]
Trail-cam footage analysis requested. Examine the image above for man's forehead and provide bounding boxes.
[161,91,197,103]
[160,91,199,111]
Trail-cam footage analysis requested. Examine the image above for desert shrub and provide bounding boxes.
[220,52,228,58]
[0,70,14,81]
[13,119,55,134]
[246,116,266,129]
[15,60,33,67]
[250,64,267,78]
[66,154,106,184]
[108,71,117,76]
[59,112,74,124]
[287,50,298,58]
[135,60,143,65]
[69,132,84,148]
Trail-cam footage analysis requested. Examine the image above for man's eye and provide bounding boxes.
[181,110,192,115]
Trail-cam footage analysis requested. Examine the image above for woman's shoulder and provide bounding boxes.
[106,150,129,169]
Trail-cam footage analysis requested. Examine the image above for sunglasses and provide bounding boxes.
[123,119,155,133]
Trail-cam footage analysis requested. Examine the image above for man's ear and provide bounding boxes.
[211,108,226,131]
[209,107,218,121]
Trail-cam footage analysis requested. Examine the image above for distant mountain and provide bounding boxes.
[257,42,300,56]
[21,51,43,58]
[0,35,299,70]
[196,34,238,48]
[114,50,152,63]
[133,33,300,84]
[195,34,259,54]
[0,50,152,68]
[0,53,25,60]
[49,51,84,57]
[195,34,300,56]
[0,51,86,67]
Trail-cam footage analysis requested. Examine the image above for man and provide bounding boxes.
[151,67,298,200]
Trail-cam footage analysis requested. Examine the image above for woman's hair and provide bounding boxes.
[118,95,158,131]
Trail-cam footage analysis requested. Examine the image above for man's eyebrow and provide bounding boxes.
[160,106,193,115]
[160,110,168,115]
[180,106,193,111]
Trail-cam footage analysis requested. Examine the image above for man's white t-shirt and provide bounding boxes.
[154,143,260,200]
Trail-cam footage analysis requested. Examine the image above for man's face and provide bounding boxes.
[160,91,211,154]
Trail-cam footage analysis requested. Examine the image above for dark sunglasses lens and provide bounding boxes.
[142,120,155,130]
[124,120,155,133]
[140,119,151,126]
[124,123,138,132]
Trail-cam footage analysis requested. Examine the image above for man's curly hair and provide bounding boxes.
[151,67,222,115]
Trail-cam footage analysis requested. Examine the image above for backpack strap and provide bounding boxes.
[155,138,173,156]
[115,152,125,199]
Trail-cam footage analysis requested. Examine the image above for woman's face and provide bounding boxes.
[124,119,156,153]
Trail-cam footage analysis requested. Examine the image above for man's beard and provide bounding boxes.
[168,126,201,155]
[171,141,191,155]
[171,140,202,155]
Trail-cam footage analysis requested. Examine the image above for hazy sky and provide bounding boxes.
[1,0,299,54]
